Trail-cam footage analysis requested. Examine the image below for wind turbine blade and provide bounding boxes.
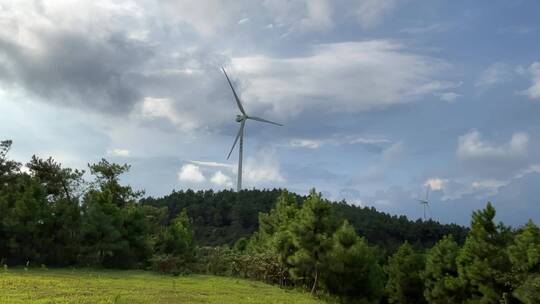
[222,67,247,115]
[227,121,245,159]
[426,186,430,201]
[248,116,283,126]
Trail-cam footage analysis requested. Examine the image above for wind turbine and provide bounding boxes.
[221,67,283,192]
[418,185,431,221]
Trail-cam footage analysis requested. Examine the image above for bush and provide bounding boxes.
[232,251,289,285]
[150,254,192,275]
[193,246,235,276]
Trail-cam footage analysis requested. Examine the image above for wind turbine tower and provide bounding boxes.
[419,185,431,221]
[221,67,283,192]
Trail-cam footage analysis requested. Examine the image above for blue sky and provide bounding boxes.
[1,0,540,226]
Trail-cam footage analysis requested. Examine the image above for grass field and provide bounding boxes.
[0,268,325,304]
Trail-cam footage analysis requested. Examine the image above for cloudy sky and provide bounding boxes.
[1,0,540,226]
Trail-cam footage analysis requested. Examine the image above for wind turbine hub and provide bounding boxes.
[236,115,245,122]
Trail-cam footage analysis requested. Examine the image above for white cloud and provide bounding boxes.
[289,138,326,149]
[138,97,198,131]
[400,24,450,34]
[515,164,540,178]
[184,152,284,188]
[424,178,447,191]
[475,62,512,88]
[520,62,540,99]
[289,135,390,149]
[140,97,177,122]
[210,171,234,187]
[300,0,333,31]
[262,0,333,33]
[178,164,206,183]
[244,150,285,184]
[471,179,507,195]
[457,130,529,160]
[231,40,452,116]
[352,0,397,29]
[349,137,390,145]
[107,148,131,157]
[423,177,507,201]
[190,160,234,170]
[159,1,241,37]
[437,92,461,102]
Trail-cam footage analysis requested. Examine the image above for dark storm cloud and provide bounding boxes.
[0,29,151,113]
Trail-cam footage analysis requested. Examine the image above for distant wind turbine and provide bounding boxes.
[221,67,283,192]
[418,185,431,221]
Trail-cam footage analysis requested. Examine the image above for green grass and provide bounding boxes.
[0,268,325,304]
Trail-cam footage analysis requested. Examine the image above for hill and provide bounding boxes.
[0,269,324,304]
[141,189,468,252]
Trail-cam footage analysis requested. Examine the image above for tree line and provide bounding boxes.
[141,189,468,253]
[1,140,539,303]
[212,190,539,303]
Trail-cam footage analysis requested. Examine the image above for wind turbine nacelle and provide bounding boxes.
[236,115,245,122]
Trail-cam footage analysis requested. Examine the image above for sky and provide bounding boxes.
[1,0,540,226]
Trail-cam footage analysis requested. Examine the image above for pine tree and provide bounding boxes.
[254,191,299,262]
[47,197,82,265]
[507,220,540,303]
[111,203,154,268]
[323,220,384,303]
[289,189,335,295]
[80,189,126,266]
[423,235,468,304]
[157,209,195,257]
[26,155,84,265]
[3,177,54,264]
[88,159,143,207]
[457,202,513,303]
[385,242,427,304]
[152,209,196,274]
[0,140,21,260]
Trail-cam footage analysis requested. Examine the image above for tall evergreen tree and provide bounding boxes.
[457,202,513,303]
[156,209,195,257]
[80,189,126,266]
[323,220,385,303]
[507,220,540,303]
[252,191,299,261]
[289,189,335,294]
[423,235,468,304]
[27,156,84,265]
[0,140,21,261]
[88,159,143,207]
[2,176,54,264]
[27,156,84,201]
[152,209,196,274]
[110,203,154,268]
[385,242,427,304]
[82,159,154,267]
[0,140,21,188]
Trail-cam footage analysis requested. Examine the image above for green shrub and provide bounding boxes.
[150,254,192,275]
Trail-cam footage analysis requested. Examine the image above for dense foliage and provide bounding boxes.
[2,140,540,303]
[141,189,468,253]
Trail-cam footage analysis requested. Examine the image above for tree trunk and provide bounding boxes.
[310,269,318,295]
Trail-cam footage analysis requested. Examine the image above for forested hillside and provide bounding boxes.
[141,189,468,252]
[2,140,539,303]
